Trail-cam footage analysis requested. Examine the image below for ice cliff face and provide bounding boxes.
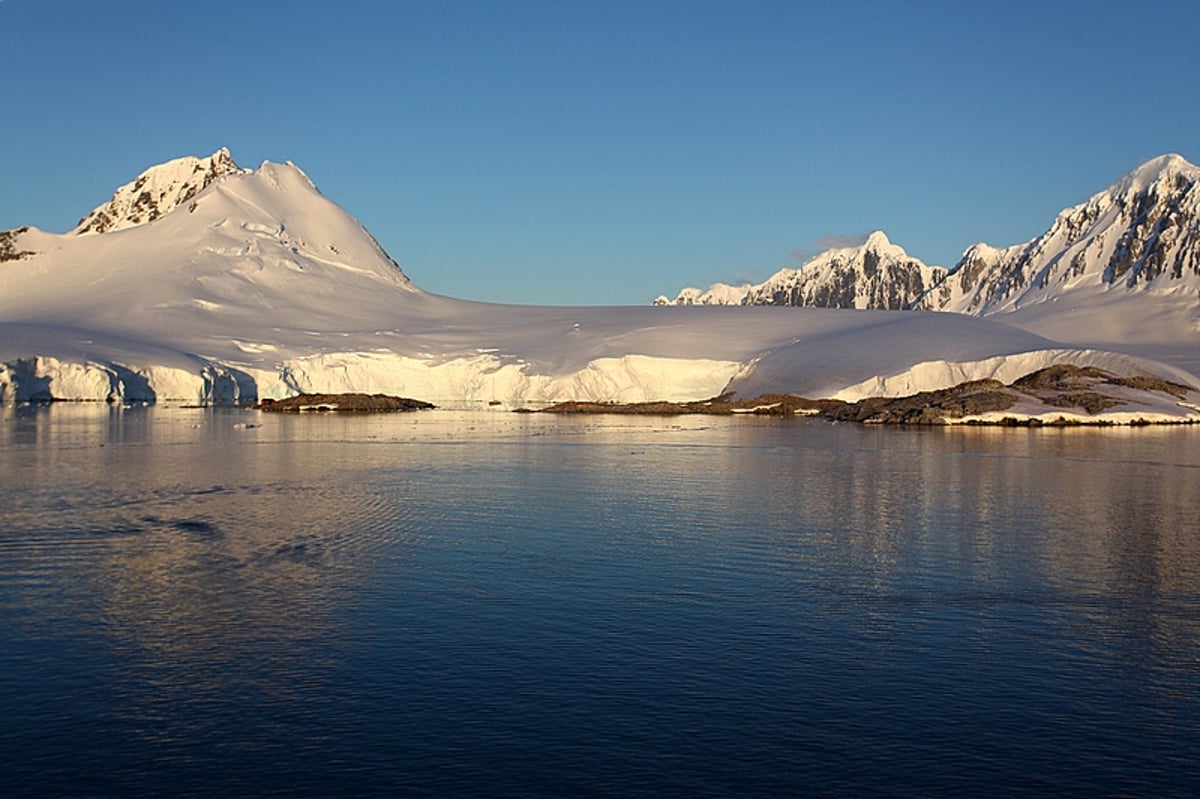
[915,154,1200,315]
[73,147,247,234]
[654,231,948,310]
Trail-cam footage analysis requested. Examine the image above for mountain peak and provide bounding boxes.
[863,230,892,249]
[74,148,248,235]
[857,230,918,260]
[916,152,1200,317]
[1117,153,1198,195]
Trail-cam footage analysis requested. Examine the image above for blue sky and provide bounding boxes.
[3,0,1198,305]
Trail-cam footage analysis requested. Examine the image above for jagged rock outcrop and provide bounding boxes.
[73,147,247,234]
[0,227,36,262]
[654,231,947,310]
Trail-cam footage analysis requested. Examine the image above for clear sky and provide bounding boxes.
[3,0,1198,305]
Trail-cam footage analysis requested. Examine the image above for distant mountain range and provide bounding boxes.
[655,154,1200,328]
[2,149,1198,413]
[656,230,944,311]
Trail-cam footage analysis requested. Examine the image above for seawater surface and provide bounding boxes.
[1,406,1198,797]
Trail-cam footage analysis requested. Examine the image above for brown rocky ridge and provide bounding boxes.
[529,365,1199,426]
[260,393,435,412]
[0,228,35,262]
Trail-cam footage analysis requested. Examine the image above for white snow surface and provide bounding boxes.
[2,150,1198,412]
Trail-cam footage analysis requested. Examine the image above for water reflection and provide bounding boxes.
[1,406,1198,796]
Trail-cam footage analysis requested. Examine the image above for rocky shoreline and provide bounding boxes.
[529,365,1200,426]
[236,364,1200,425]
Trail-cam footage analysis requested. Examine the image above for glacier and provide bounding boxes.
[2,149,1198,411]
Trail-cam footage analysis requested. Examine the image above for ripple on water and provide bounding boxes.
[1,411,1199,797]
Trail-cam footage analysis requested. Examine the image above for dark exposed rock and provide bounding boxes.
[1040,392,1122,414]
[1012,364,1113,391]
[260,393,434,412]
[0,227,35,262]
[529,365,1199,426]
[1107,374,1191,398]
[821,380,1017,424]
[1012,364,1192,410]
[537,394,840,417]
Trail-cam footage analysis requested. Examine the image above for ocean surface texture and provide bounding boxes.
[2,407,1198,797]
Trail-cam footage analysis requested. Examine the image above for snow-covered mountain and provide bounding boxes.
[3,150,416,341]
[654,231,947,310]
[2,149,1198,410]
[657,153,1200,338]
[919,154,1199,313]
[914,154,1200,348]
[654,154,1200,361]
[74,147,247,234]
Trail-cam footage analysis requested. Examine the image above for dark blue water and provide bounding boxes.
[2,406,1198,797]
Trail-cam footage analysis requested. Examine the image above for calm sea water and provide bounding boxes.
[1,406,1198,798]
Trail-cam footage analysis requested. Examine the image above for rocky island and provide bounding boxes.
[260,393,434,413]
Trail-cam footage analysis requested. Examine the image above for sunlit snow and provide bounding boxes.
[2,151,1197,414]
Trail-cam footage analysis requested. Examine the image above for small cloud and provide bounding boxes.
[719,267,765,286]
[789,231,873,264]
[814,232,873,251]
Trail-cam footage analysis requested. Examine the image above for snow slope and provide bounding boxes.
[2,150,1197,409]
